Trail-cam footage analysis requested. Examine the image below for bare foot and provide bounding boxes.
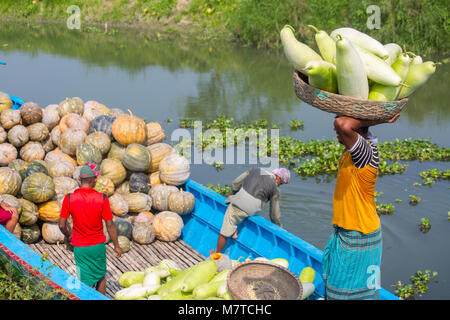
[209,249,216,256]
[232,231,238,239]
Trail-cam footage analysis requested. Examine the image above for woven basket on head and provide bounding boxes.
[293,70,408,120]
[227,260,302,300]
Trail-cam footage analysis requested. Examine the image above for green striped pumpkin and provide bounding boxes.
[8,159,27,180]
[17,199,39,227]
[118,235,131,253]
[0,167,22,196]
[20,224,41,244]
[21,173,55,203]
[94,176,115,196]
[121,143,151,172]
[122,192,152,213]
[76,142,102,166]
[25,160,49,178]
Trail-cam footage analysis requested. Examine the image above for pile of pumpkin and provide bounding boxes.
[0,93,195,252]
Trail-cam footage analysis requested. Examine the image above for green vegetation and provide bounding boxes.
[393,270,438,299]
[408,195,422,206]
[419,218,431,233]
[376,203,395,215]
[206,183,231,197]
[374,191,395,215]
[0,0,448,56]
[0,253,71,300]
[289,120,304,131]
[419,169,450,186]
[177,116,449,178]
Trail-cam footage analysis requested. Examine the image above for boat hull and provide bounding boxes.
[182,179,399,300]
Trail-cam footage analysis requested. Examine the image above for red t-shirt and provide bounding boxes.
[60,188,113,247]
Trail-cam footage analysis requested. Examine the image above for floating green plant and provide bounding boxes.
[178,117,449,180]
[376,203,395,215]
[212,161,224,171]
[409,195,422,206]
[419,218,431,233]
[392,270,438,300]
[289,120,304,130]
[206,183,232,197]
[378,138,450,162]
[373,191,395,215]
[419,169,450,186]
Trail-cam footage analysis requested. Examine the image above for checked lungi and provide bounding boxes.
[322,225,382,300]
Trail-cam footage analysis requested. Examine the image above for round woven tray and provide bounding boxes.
[226,261,302,300]
[293,70,408,120]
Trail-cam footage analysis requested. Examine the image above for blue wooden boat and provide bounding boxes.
[0,94,398,300]
[9,95,24,109]
[0,178,398,300]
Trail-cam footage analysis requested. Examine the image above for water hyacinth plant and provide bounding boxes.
[393,270,438,299]
[419,218,431,233]
[374,191,395,215]
[206,183,232,197]
[177,117,449,179]
[409,195,422,206]
[419,169,450,186]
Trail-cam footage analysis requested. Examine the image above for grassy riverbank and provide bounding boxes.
[1,0,448,56]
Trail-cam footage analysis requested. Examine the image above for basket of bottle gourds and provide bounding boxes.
[281,25,438,120]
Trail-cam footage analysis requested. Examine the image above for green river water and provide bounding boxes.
[0,23,449,299]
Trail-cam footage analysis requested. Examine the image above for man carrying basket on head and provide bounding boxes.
[322,113,401,300]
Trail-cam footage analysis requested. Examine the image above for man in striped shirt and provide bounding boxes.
[322,113,400,300]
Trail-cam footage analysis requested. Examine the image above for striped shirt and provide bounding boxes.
[348,134,379,169]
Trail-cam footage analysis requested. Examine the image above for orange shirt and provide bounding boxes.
[332,148,380,234]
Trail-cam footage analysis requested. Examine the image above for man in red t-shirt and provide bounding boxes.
[59,162,122,294]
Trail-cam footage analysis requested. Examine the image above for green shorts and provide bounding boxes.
[220,204,250,237]
[73,243,107,287]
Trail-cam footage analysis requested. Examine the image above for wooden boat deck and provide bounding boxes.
[28,239,206,299]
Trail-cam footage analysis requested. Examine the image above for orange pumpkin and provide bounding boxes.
[111,110,147,146]
[38,200,62,222]
[149,171,161,187]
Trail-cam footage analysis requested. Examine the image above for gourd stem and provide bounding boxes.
[307,25,320,34]
[282,25,295,33]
